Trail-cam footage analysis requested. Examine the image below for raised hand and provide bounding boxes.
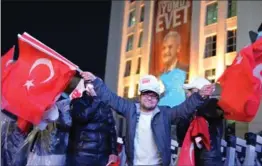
[80,71,96,82]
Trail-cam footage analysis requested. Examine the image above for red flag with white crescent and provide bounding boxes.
[177,116,210,166]
[2,35,76,125]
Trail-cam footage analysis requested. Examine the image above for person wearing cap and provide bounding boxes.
[182,77,224,166]
[80,72,214,166]
[67,82,118,166]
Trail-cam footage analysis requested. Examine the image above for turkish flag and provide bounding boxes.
[177,117,210,166]
[218,37,262,122]
[18,33,78,131]
[2,35,76,125]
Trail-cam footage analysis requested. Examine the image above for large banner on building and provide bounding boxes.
[150,0,192,107]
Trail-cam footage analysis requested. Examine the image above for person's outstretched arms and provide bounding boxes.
[81,71,133,117]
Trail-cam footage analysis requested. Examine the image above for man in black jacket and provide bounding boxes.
[68,86,118,166]
[182,77,224,166]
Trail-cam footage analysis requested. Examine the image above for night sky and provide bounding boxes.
[1,1,112,79]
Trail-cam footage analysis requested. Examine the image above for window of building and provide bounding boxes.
[140,6,145,22]
[138,31,143,48]
[123,86,129,98]
[204,35,217,58]
[128,10,136,27]
[205,68,216,83]
[136,57,141,74]
[126,35,134,52]
[205,2,218,25]
[226,29,237,53]
[124,60,132,77]
[135,84,139,96]
[227,0,237,18]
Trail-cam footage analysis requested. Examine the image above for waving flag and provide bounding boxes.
[2,35,76,125]
[177,117,210,166]
[218,37,262,122]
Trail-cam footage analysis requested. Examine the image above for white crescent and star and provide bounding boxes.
[24,58,54,90]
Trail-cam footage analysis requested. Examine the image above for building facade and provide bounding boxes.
[105,0,262,138]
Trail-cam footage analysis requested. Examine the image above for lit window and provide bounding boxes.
[226,29,237,53]
[138,31,143,48]
[140,6,145,22]
[124,60,132,77]
[206,2,218,25]
[128,10,136,27]
[205,68,216,83]
[126,35,134,52]
[123,86,129,98]
[227,0,237,18]
[136,57,141,74]
[204,35,217,58]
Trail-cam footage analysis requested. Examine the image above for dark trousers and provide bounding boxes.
[68,153,109,166]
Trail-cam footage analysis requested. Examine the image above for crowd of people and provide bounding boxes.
[2,69,225,166]
[2,24,261,166]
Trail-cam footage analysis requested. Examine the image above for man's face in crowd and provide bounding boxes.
[140,91,159,111]
[162,36,180,65]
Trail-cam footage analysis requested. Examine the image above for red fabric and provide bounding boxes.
[1,46,15,81]
[17,118,32,133]
[1,46,15,109]
[1,46,32,132]
[2,36,76,125]
[177,116,210,166]
[17,33,78,131]
[218,38,262,122]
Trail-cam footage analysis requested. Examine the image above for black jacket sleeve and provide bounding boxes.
[108,109,118,155]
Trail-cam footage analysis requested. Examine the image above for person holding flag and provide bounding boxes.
[178,77,224,166]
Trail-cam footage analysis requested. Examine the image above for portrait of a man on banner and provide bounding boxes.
[150,0,192,107]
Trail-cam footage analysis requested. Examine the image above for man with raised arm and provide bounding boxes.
[81,72,215,166]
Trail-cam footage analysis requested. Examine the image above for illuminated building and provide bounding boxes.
[105,0,262,138]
